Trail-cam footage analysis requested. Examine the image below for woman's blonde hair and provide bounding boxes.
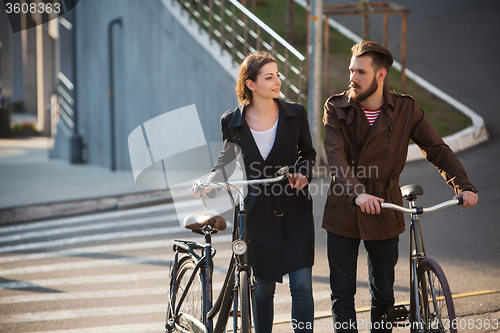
[236,51,276,106]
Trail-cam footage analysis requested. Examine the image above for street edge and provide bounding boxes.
[0,190,172,225]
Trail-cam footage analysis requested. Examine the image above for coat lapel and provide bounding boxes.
[264,100,296,165]
[363,86,396,145]
[230,100,298,165]
[231,105,265,163]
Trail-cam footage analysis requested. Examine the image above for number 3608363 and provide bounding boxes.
[5,1,61,14]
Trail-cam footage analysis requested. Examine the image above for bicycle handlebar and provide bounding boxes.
[193,166,295,209]
[380,197,463,215]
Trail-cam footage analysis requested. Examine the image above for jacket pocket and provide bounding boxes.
[388,188,405,227]
[327,183,345,209]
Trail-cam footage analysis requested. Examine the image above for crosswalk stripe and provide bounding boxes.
[0,284,227,304]
[0,265,231,290]
[0,254,173,276]
[0,226,187,253]
[0,214,178,244]
[0,202,182,234]
[0,249,234,276]
[0,303,167,324]
[25,322,162,333]
[0,271,170,289]
[0,234,233,264]
[0,286,167,304]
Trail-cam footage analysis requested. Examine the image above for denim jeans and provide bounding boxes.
[327,232,399,333]
[254,266,314,333]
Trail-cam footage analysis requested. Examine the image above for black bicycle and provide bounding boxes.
[381,184,462,333]
[164,166,296,333]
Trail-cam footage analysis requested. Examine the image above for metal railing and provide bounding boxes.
[175,0,307,103]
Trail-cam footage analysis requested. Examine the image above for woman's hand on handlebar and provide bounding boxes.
[191,181,212,198]
[289,173,308,189]
[453,191,478,208]
[355,193,384,214]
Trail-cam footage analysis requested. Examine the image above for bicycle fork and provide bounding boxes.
[409,199,426,332]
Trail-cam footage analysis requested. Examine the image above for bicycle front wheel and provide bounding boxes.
[414,258,457,333]
[239,270,252,332]
[169,257,205,327]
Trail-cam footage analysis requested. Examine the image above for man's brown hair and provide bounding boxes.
[351,41,394,72]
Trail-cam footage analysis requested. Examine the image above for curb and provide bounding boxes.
[0,190,173,225]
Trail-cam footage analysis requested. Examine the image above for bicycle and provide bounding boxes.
[164,166,297,333]
[380,184,462,333]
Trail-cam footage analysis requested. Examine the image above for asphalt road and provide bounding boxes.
[1,177,498,333]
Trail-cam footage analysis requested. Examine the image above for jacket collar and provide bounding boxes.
[333,85,396,143]
[337,84,394,112]
[229,99,298,165]
[229,99,298,128]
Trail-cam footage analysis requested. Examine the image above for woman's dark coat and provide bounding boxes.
[208,99,316,282]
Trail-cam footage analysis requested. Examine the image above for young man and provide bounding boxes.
[322,41,478,332]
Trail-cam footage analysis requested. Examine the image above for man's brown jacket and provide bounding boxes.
[322,84,476,240]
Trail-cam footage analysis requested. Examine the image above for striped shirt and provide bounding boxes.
[359,104,382,126]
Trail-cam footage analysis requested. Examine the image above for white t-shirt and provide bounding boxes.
[250,117,279,160]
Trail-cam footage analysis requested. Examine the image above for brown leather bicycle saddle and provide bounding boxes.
[183,214,227,231]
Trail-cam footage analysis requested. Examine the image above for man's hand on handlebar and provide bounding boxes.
[453,191,478,208]
[355,193,384,214]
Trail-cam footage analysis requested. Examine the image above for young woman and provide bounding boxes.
[195,51,316,332]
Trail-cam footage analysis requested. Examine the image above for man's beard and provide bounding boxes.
[350,75,378,102]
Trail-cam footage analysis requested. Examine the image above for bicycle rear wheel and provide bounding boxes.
[166,256,205,331]
[413,258,457,333]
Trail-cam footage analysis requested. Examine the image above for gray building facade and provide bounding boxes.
[1,0,239,170]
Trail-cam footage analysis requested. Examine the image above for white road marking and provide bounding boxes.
[0,234,232,264]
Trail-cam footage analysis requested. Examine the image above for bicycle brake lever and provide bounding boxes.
[200,196,207,210]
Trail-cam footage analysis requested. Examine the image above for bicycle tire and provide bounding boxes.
[167,256,205,331]
[239,270,252,333]
[411,258,457,333]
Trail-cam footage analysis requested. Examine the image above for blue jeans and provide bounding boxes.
[254,266,314,333]
[327,232,399,333]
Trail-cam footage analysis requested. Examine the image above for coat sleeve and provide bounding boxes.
[410,104,477,194]
[323,100,365,203]
[294,105,317,182]
[206,112,238,185]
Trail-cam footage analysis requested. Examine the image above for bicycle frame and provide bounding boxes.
[167,167,292,333]
[381,189,462,332]
[406,197,427,331]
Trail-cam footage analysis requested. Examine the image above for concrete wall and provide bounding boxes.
[0,5,26,105]
[59,0,237,170]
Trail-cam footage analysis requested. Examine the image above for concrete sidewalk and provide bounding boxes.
[0,137,169,224]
